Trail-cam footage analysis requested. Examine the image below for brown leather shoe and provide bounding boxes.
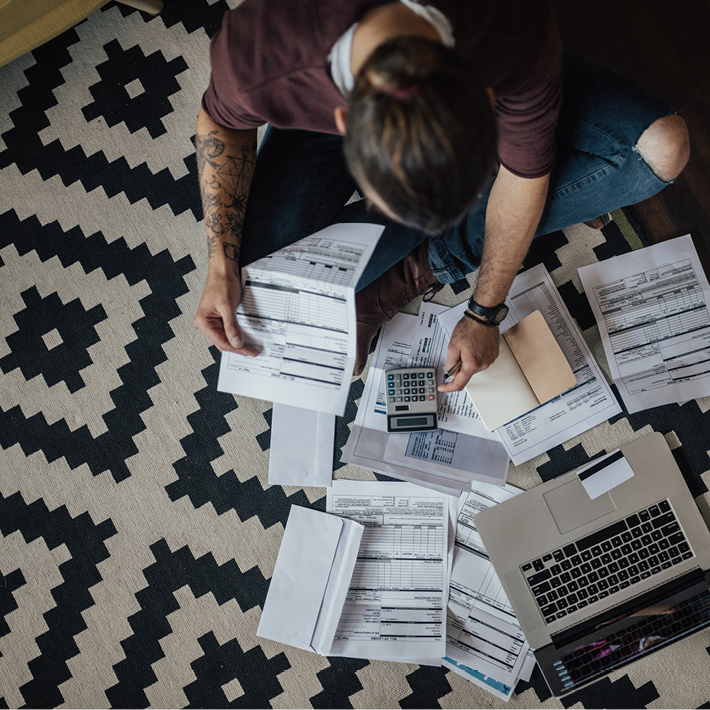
[583,213,612,229]
[354,239,442,376]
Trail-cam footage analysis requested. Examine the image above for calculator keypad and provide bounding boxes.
[387,371,436,403]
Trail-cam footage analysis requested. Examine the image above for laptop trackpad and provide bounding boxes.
[544,479,617,535]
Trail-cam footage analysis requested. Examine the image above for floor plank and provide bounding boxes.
[552,0,710,107]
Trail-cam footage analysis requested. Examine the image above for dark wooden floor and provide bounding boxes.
[552,0,710,275]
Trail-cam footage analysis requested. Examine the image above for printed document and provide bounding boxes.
[326,480,453,665]
[340,302,509,495]
[578,234,710,413]
[438,264,621,465]
[217,223,383,417]
[445,482,529,701]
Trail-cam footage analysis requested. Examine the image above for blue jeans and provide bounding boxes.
[240,51,675,288]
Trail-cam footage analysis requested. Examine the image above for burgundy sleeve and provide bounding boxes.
[200,16,265,131]
[494,35,563,179]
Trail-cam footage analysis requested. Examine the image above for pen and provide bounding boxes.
[443,360,462,384]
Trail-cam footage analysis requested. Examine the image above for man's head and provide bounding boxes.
[337,35,497,234]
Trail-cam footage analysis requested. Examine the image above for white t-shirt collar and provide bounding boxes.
[328,0,455,96]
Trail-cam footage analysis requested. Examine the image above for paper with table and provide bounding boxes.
[217,223,384,417]
[438,264,622,465]
[257,505,363,655]
[443,481,531,700]
[340,301,510,495]
[326,480,454,665]
[463,310,577,431]
[578,234,710,413]
[268,404,335,487]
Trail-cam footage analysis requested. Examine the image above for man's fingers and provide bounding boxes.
[194,312,231,352]
[222,316,258,357]
[439,360,477,392]
[194,309,258,356]
[443,343,463,373]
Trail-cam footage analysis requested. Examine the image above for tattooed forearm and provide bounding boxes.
[195,131,225,174]
[206,234,218,259]
[223,242,240,262]
[196,128,256,264]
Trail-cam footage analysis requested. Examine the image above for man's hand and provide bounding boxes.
[193,270,258,356]
[437,316,499,392]
[436,167,550,392]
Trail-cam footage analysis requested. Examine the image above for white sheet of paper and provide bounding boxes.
[444,481,529,701]
[326,480,452,665]
[217,223,383,417]
[269,404,335,487]
[437,264,621,465]
[257,505,363,655]
[340,302,509,495]
[442,657,515,702]
[519,649,537,683]
[578,234,710,413]
[445,606,528,700]
[449,482,523,624]
[577,450,634,499]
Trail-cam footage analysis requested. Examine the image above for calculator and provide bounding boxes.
[385,367,439,433]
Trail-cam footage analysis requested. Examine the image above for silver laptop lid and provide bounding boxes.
[476,432,710,651]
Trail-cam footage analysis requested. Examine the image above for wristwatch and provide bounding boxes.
[467,297,509,326]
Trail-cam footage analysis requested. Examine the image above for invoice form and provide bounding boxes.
[444,483,529,700]
[578,234,710,413]
[217,223,382,416]
[438,264,621,465]
[365,301,496,435]
[326,480,452,665]
[341,302,509,495]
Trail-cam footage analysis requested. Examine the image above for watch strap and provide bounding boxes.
[467,297,506,319]
[463,309,499,327]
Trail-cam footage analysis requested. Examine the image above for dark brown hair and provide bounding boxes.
[343,36,497,233]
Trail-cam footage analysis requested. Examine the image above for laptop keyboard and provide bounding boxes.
[554,587,710,690]
[521,500,695,625]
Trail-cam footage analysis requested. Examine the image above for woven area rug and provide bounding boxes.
[2,2,710,708]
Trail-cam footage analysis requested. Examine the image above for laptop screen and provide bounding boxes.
[537,569,710,696]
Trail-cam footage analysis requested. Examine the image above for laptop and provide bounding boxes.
[475,432,710,697]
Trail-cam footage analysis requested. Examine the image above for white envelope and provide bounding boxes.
[257,506,363,655]
[268,404,335,488]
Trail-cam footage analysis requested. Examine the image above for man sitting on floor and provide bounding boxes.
[192,0,689,391]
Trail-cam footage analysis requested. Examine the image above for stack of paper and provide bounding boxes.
[437,264,622,465]
[443,482,536,700]
[259,482,454,666]
[258,479,537,700]
[341,301,511,496]
[578,234,710,413]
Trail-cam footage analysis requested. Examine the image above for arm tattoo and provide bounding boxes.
[196,132,256,262]
[196,131,225,174]
[223,242,240,262]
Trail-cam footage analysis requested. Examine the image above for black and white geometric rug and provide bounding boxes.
[1,2,710,708]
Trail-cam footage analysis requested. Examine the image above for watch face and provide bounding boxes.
[492,305,509,325]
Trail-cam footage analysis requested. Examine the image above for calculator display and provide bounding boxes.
[398,417,428,427]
